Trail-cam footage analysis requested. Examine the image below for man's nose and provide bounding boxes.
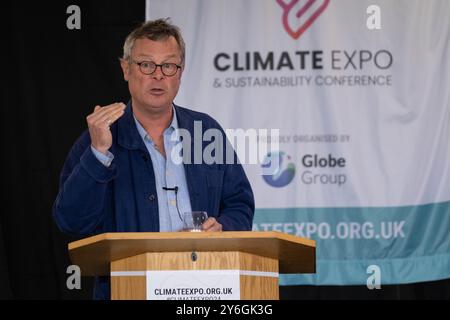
[152,65,165,80]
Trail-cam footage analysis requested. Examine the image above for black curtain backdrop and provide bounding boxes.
[2,0,449,300]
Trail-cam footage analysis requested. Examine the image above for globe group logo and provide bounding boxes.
[262,151,296,188]
[277,0,330,40]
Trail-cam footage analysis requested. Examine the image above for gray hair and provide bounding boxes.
[123,18,185,65]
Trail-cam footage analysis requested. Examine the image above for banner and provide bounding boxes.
[147,0,450,285]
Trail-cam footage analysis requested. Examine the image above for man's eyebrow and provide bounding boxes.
[135,53,179,60]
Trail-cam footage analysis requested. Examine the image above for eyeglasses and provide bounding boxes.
[131,60,181,76]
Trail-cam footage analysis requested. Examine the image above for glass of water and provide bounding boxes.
[183,211,208,232]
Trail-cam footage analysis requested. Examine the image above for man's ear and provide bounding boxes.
[120,58,130,81]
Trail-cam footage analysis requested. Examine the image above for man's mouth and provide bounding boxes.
[149,88,165,95]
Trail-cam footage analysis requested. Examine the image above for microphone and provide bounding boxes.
[162,186,181,221]
[162,186,179,192]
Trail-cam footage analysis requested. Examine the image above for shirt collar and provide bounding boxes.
[133,105,179,143]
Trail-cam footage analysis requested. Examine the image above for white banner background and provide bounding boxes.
[147,0,450,285]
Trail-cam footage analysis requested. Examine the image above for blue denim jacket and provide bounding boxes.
[53,102,255,299]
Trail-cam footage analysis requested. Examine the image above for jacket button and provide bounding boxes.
[148,194,156,201]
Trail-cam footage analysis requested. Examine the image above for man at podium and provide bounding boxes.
[53,19,255,299]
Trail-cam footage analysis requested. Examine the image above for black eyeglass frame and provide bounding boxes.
[131,60,181,76]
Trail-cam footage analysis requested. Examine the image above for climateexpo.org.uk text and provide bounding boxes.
[253,220,406,240]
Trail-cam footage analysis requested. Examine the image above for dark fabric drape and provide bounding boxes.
[3,0,144,299]
[2,0,449,299]
[0,225,12,299]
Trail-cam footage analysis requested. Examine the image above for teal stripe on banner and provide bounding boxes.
[254,201,450,285]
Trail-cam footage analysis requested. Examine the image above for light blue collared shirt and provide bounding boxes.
[91,107,192,231]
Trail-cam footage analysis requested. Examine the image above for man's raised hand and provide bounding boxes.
[87,103,126,155]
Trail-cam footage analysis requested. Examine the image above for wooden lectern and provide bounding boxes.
[69,231,315,300]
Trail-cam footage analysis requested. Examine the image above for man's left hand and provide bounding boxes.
[202,217,222,232]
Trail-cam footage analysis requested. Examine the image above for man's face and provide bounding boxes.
[121,37,183,113]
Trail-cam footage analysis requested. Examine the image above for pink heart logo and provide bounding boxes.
[277,0,330,40]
